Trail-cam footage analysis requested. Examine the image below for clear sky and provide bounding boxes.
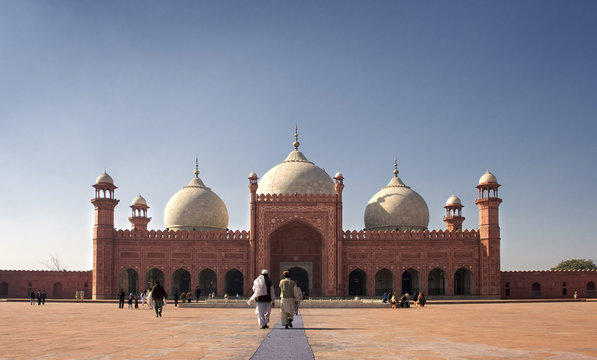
[1,1,595,271]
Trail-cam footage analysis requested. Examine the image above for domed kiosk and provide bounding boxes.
[364,160,429,231]
[164,161,229,231]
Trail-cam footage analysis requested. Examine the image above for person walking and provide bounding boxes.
[30,290,35,305]
[247,269,275,329]
[37,290,42,305]
[279,270,299,329]
[151,280,167,318]
[174,290,179,307]
[118,289,125,309]
[195,286,201,302]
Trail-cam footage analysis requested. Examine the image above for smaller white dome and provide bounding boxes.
[249,171,258,179]
[479,171,498,185]
[96,172,114,184]
[446,194,461,206]
[334,172,344,179]
[132,194,147,206]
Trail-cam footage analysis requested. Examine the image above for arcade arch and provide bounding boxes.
[0,282,7,298]
[454,268,473,295]
[288,267,309,297]
[401,268,420,295]
[145,268,164,291]
[269,220,323,296]
[198,268,217,297]
[375,268,393,296]
[428,268,446,296]
[587,281,595,297]
[532,282,541,298]
[172,268,191,294]
[53,282,63,298]
[225,269,243,296]
[119,268,138,295]
[349,268,366,296]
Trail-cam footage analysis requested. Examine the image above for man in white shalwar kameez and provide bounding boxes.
[247,269,276,329]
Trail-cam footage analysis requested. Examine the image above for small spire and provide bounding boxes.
[293,124,300,150]
[194,157,199,177]
[393,157,399,177]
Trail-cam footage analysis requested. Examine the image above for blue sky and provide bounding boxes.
[1,1,595,271]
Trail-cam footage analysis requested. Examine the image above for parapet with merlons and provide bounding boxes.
[256,193,336,203]
[342,229,479,241]
[113,229,250,241]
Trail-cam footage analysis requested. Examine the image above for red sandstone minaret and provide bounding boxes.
[248,170,259,286]
[475,171,502,298]
[91,171,119,300]
[128,194,151,231]
[443,194,465,231]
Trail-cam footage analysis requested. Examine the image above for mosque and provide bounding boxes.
[1,132,595,300]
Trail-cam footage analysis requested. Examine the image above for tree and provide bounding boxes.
[41,253,67,271]
[551,259,597,271]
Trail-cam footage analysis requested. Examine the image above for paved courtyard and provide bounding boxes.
[0,301,596,359]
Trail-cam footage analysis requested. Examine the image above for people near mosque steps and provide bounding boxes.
[399,293,410,308]
[147,289,153,310]
[127,293,134,309]
[195,286,201,302]
[279,270,300,329]
[390,292,398,309]
[151,281,167,318]
[382,292,388,304]
[416,292,426,307]
[140,291,146,307]
[117,289,125,309]
[75,290,80,301]
[247,269,276,329]
[174,290,179,307]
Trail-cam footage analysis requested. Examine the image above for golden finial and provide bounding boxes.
[393,157,399,177]
[194,157,199,177]
[293,124,300,150]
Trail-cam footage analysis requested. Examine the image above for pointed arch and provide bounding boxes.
[401,268,421,296]
[145,268,164,291]
[348,268,367,296]
[428,268,447,296]
[172,268,191,294]
[0,282,7,298]
[375,268,394,296]
[454,268,473,295]
[199,268,217,297]
[225,269,243,297]
[119,268,139,295]
[52,282,63,298]
[531,282,541,298]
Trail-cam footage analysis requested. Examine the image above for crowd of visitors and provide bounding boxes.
[382,291,426,308]
[29,290,46,305]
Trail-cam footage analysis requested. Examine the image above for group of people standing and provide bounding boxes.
[117,281,168,318]
[248,269,302,329]
[29,290,46,305]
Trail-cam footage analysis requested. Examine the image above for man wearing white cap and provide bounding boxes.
[247,269,276,329]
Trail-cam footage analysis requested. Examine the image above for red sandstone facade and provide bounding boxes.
[2,172,596,300]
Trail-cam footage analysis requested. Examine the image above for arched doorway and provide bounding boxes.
[289,267,309,297]
[199,268,217,297]
[53,282,63,298]
[172,268,191,294]
[270,221,323,296]
[349,268,366,296]
[119,268,139,295]
[0,282,7,298]
[454,268,473,295]
[587,282,595,298]
[401,269,420,296]
[428,268,446,296]
[531,282,541,298]
[145,268,164,291]
[225,269,243,297]
[375,268,394,296]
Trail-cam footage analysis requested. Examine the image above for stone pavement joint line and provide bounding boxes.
[250,314,314,360]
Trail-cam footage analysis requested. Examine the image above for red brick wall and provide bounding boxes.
[0,270,92,299]
[502,271,597,299]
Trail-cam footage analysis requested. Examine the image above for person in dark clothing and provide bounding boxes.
[42,290,46,305]
[37,290,42,305]
[174,290,179,307]
[118,289,125,309]
[195,286,201,302]
[151,281,167,318]
[30,291,35,305]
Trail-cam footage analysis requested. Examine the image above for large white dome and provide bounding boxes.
[364,172,429,231]
[257,148,334,195]
[164,171,229,232]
